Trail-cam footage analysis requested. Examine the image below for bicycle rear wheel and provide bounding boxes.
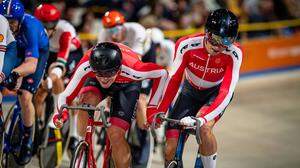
[70,140,89,168]
[38,127,64,168]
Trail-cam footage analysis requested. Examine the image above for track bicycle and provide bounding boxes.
[1,92,35,167]
[59,104,110,168]
[151,112,204,168]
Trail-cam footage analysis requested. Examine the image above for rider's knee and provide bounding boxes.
[79,91,101,106]
[107,126,125,145]
[19,90,33,103]
[200,121,215,138]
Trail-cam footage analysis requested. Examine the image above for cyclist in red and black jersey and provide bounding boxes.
[53,42,168,167]
[147,9,243,168]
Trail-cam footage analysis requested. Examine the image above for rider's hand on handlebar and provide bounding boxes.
[3,71,22,90]
[180,116,205,127]
[53,109,69,129]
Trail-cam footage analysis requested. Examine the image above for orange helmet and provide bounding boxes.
[102,10,125,28]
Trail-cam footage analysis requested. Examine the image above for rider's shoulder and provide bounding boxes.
[56,20,76,32]
[222,43,243,61]
[22,14,43,29]
[124,22,146,34]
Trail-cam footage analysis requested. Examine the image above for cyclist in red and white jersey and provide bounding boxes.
[147,9,242,168]
[33,3,83,149]
[53,42,167,167]
[98,10,146,56]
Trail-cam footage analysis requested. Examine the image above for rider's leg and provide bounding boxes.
[198,120,217,168]
[108,82,141,167]
[165,133,179,162]
[17,49,49,165]
[33,86,48,119]
[19,90,35,127]
[196,91,231,168]
[77,90,101,138]
[107,125,131,167]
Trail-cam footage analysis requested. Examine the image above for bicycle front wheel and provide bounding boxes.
[70,140,89,168]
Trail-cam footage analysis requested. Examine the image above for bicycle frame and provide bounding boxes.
[85,108,107,168]
[61,105,109,168]
[173,129,204,168]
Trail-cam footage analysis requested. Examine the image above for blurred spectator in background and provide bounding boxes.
[244,0,294,38]
[23,0,300,45]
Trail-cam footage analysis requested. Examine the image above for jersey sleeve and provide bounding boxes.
[157,37,190,113]
[97,28,107,43]
[57,32,72,64]
[132,61,168,108]
[24,22,40,58]
[199,46,243,123]
[57,51,93,112]
[0,19,8,55]
[131,24,146,55]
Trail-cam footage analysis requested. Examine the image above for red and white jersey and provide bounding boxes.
[0,15,15,72]
[49,20,81,63]
[158,33,243,123]
[57,42,168,111]
[98,22,146,55]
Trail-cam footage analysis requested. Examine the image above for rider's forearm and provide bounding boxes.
[13,57,38,77]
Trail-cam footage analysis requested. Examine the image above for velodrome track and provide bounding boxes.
[3,69,300,168]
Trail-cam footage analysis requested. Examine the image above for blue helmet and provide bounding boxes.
[0,0,24,21]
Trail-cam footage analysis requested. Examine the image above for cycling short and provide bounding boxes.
[20,49,49,94]
[79,77,141,131]
[46,47,83,79]
[166,80,233,133]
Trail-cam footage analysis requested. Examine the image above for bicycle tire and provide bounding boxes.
[70,140,89,168]
[6,114,26,168]
[38,127,63,168]
[1,105,18,168]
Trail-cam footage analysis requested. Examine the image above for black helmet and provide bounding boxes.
[205,9,238,45]
[89,42,122,77]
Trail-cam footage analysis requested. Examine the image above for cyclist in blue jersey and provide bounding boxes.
[0,0,49,165]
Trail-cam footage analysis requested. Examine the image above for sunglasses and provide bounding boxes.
[42,21,58,30]
[206,32,235,48]
[106,25,123,35]
[94,69,119,78]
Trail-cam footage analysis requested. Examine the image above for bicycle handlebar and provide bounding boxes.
[60,104,111,128]
[151,112,202,144]
[60,104,97,112]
